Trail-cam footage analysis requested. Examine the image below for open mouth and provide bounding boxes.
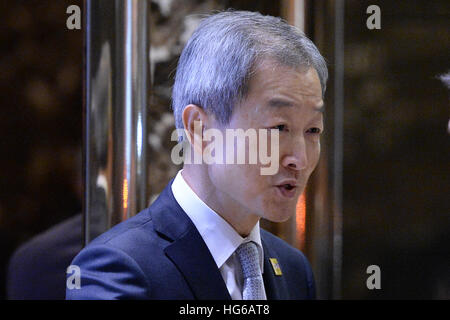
[276,184,297,198]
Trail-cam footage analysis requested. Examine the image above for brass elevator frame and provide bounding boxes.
[83,0,151,245]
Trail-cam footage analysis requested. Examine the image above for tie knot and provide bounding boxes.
[236,241,261,279]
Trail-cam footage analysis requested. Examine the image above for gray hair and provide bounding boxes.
[172,10,328,132]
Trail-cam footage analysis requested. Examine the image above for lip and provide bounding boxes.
[274,179,298,199]
[276,179,298,187]
[275,185,297,198]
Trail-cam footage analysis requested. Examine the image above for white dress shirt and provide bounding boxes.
[171,170,267,300]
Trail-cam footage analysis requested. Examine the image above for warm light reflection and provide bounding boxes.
[123,178,128,209]
[296,191,306,250]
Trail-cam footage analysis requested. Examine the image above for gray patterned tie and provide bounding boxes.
[236,241,265,300]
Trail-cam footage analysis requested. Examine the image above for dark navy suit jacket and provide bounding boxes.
[66,180,316,300]
[8,214,83,299]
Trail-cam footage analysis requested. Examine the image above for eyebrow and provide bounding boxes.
[267,98,325,113]
[267,98,295,108]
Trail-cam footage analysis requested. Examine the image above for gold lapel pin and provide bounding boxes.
[269,258,282,276]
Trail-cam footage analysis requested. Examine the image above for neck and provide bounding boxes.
[181,165,260,237]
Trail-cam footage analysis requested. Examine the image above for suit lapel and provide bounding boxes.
[261,236,290,300]
[152,180,231,300]
[152,180,294,300]
[164,226,231,300]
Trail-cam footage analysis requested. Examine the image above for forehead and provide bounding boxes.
[242,59,324,114]
[250,59,322,96]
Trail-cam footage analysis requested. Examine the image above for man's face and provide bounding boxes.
[206,59,324,225]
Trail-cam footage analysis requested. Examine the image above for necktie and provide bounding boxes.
[235,241,265,300]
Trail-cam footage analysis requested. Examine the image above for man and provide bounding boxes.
[66,10,328,300]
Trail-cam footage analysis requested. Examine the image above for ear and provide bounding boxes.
[182,104,209,154]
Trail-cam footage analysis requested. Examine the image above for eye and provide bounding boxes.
[306,127,322,134]
[272,124,287,132]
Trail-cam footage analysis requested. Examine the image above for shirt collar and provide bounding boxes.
[171,170,264,272]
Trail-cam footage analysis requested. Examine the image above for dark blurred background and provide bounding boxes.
[0,0,448,299]
[340,0,449,299]
[0,0,83,299]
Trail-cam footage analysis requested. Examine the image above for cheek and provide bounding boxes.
[209,163,263,195]
[239,164,266,191]
[232,166,270,211]
[307,141,321,171]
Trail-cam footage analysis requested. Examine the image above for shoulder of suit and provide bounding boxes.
[87,208,154,248]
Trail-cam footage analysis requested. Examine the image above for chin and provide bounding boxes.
[262,207,296,223]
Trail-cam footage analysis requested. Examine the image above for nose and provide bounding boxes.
[280,139,307,171]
